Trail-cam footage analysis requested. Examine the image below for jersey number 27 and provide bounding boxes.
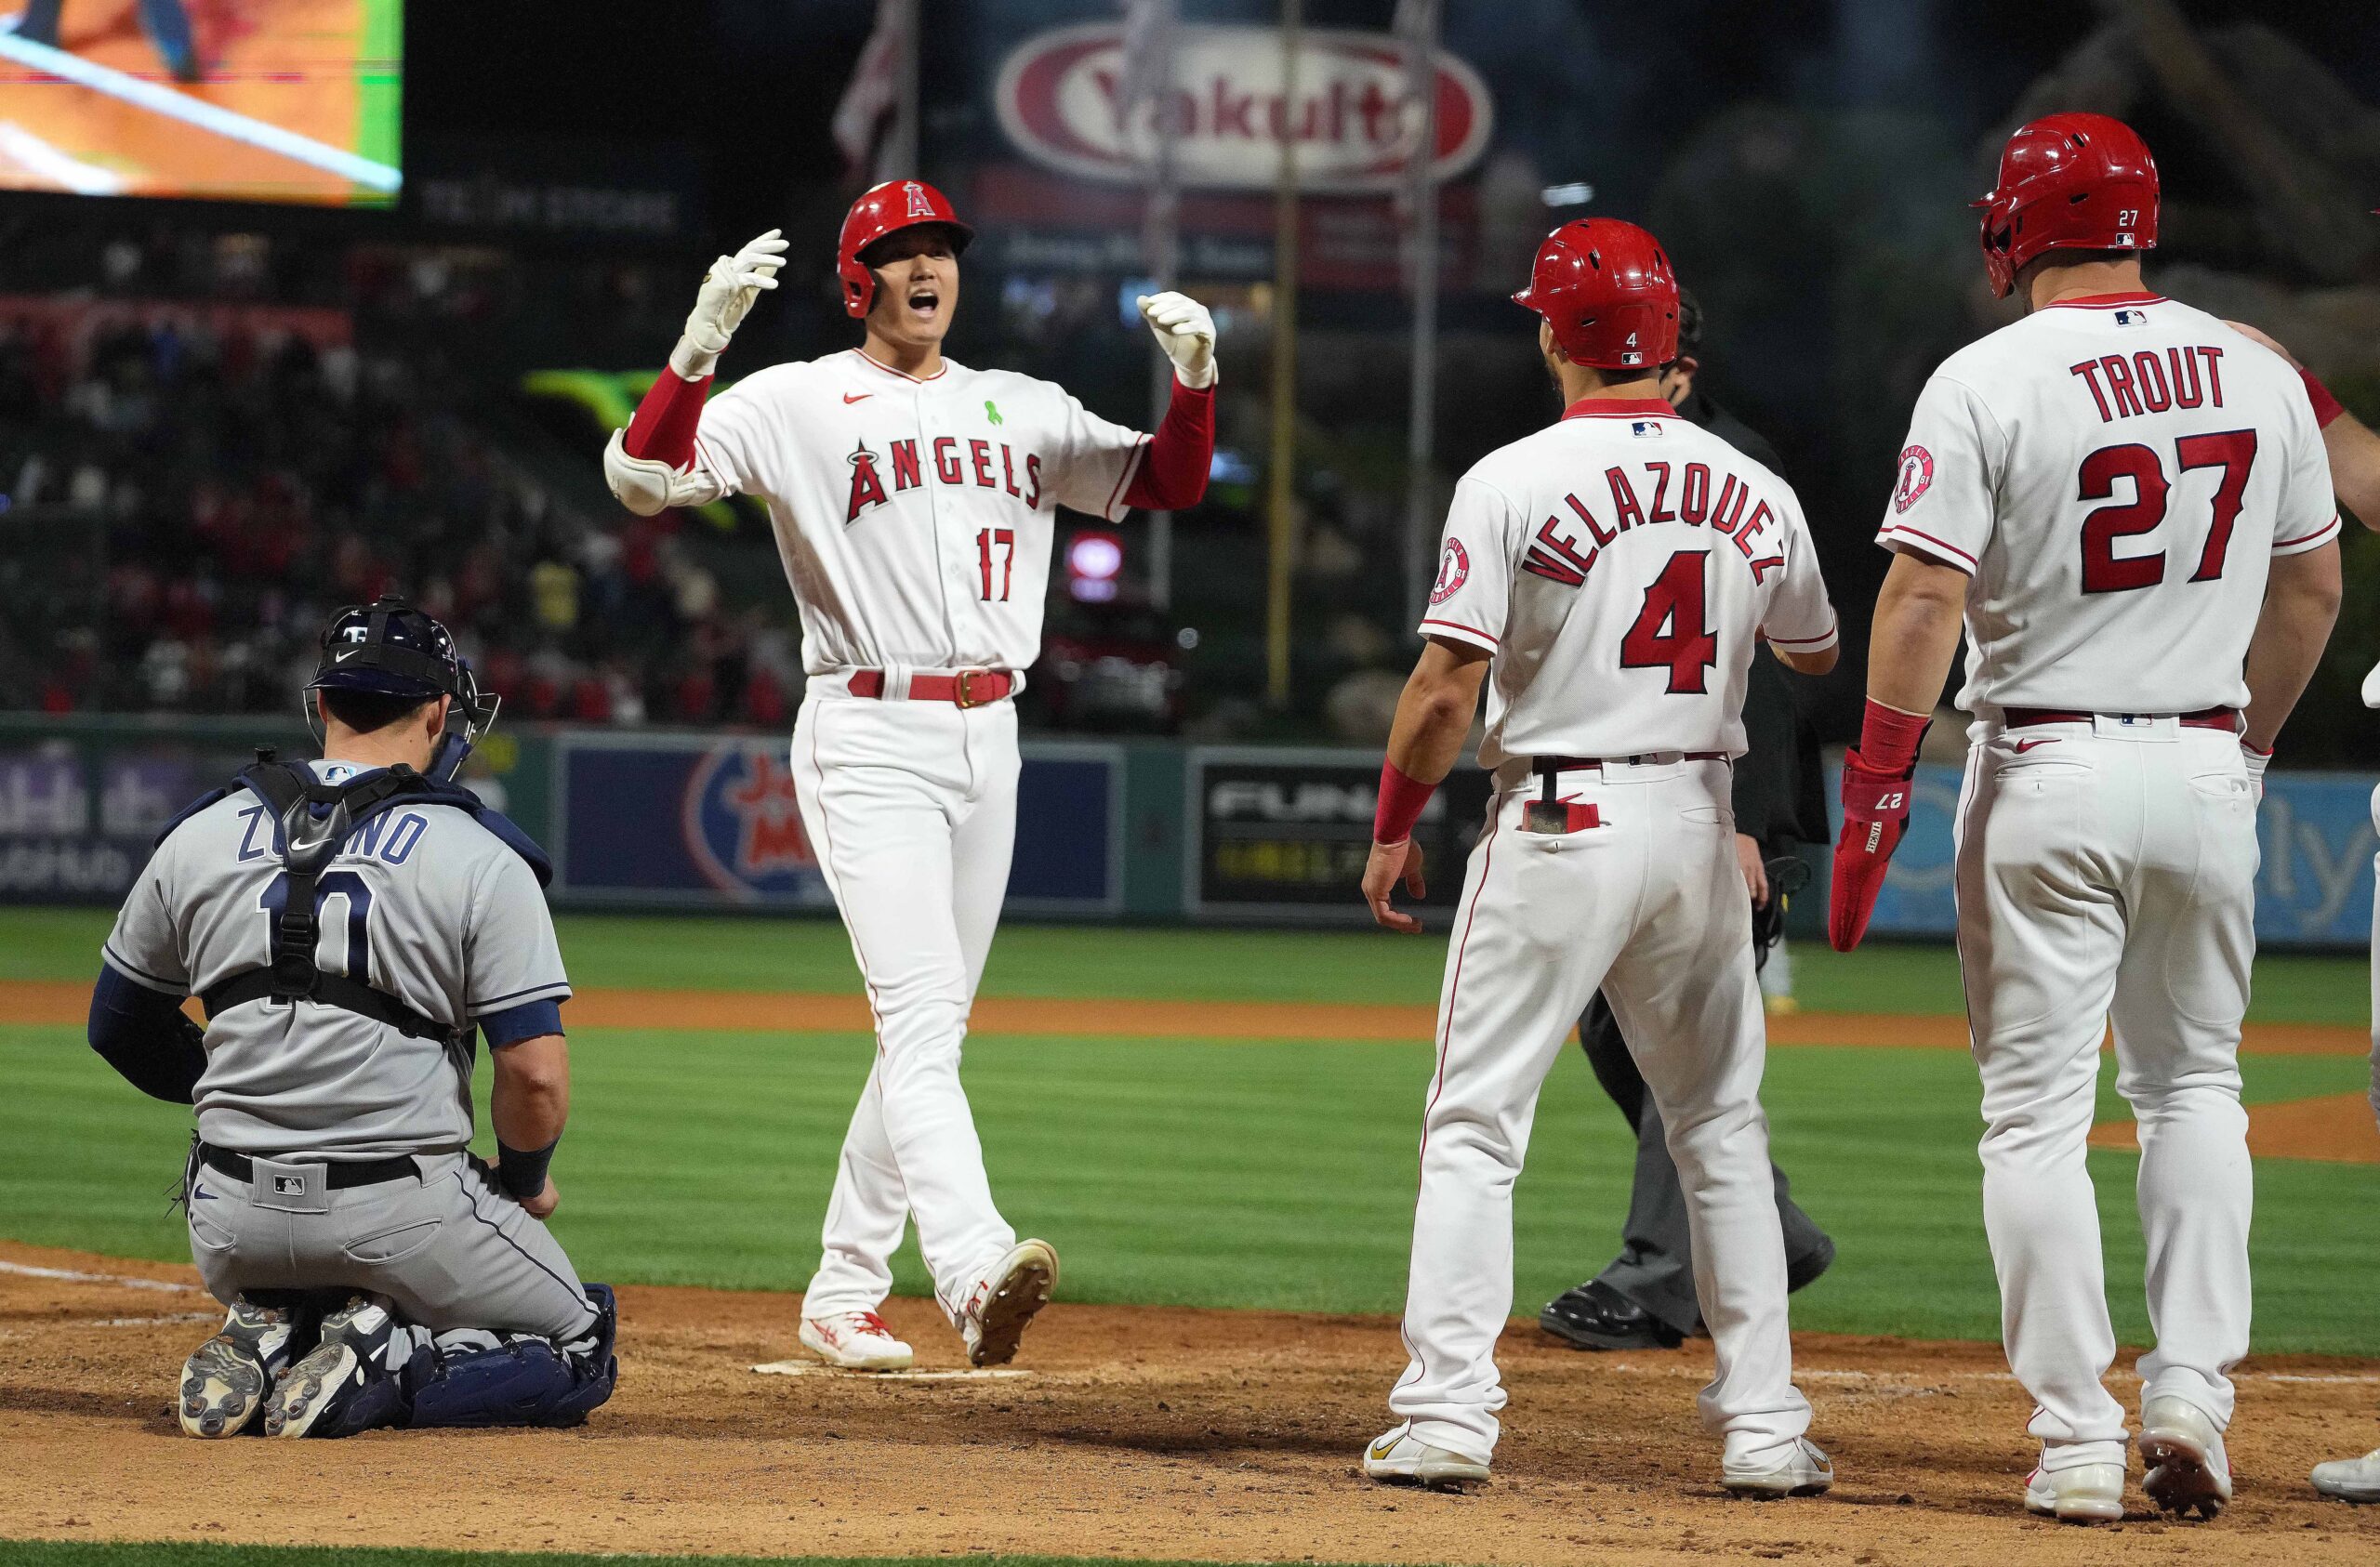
[2078,430,2256,594]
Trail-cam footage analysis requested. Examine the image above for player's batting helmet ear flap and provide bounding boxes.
[1974,112,2160,298]
[1513,218,1680,371]
[837,179,975,319]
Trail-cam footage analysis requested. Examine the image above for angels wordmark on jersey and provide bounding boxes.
[1421,397,1838,770]
[688,349,1150,678]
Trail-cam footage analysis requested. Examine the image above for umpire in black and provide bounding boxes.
[1540,291,1837,1351]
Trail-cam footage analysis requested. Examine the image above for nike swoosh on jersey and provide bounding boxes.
[2012,738,2059,753]
[843,392,871,404]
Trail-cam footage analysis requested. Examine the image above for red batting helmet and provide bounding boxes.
[1512,218,1679,371]
[837,179,974,318]
[1975,112,2159,298]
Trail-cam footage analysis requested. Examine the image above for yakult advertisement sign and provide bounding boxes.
[995,22,1493,193]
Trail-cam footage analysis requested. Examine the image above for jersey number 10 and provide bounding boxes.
[257,870,375,986]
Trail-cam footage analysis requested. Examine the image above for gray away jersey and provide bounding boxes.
[102,761,569,1158]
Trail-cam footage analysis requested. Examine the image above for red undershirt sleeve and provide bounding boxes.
[1121,377,1215,511]
[622,367,713,468]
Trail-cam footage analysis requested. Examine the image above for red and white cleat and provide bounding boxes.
[800,1310,914,1372]
[959,1239,1058,1367]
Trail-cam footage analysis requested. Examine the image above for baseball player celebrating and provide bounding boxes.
[1829,114,2342,1522]
[603,180,1215,1369]
[1357,217,1838,1495]
[2222,319,2380,1506]
[86,599,618,1438]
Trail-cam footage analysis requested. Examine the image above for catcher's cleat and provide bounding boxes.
[959,1239,1057,1367]
[265,1295,406,1438]
[178,1297,298,1438]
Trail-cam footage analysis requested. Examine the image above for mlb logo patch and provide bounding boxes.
[272,1174,306,1196]
[1631,420,1663,438]
[2113,308,2149,327]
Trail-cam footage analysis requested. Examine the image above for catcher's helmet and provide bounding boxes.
[837,179,974,319]
[1513,218,1679,371]
[306,596,498,752]
[1975,112,2159,298]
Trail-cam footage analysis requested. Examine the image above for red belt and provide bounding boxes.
[846,669,1014,707]
[2003,705,2240,733]
[1533,752,1729,773]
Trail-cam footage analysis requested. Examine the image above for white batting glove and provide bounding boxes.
[1138,291,1217,389]
[2243,744,2270,802]
[672,229,789,378]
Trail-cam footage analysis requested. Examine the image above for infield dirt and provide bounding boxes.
[6,1240,2377,1567]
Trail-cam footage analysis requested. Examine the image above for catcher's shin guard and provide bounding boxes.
[407,1284,619,1429]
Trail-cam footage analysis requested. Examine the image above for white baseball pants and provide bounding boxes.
[1955,717,2257,1453]
[792,687,1021,1323]
[1390,757,1812,1468]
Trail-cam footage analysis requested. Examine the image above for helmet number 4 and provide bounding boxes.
[1620,550,1719,694]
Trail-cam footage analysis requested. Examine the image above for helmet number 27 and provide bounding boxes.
[1620,550,1719,694]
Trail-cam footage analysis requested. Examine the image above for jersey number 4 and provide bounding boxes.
[1620,550,1719,694]
[2078,430,2257,594]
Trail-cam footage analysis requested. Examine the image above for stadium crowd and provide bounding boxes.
[0,221,802,727]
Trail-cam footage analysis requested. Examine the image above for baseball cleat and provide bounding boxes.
[1722,1436,1834,1497]
[264,1295,402,1439]
[1361,1423,1491,1491]
[800,1310,914,1372]
[177,1297,298,1438]
[2140,1396,2231,1520]
[960,1239,1058,1367]
[2024,1458,2126,1522]
[2310,1448,2380,1503]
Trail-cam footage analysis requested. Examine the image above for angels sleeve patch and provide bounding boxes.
[1892,445,1935,513]
[1431,537,1471,605]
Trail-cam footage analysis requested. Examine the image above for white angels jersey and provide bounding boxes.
[1421,398,1838,768]
[687,349,1150,676]
[1880,291,2339,718]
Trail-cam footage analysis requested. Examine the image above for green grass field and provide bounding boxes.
[6,908,2376,1354]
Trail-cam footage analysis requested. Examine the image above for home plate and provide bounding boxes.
[751,1360,1033,1381]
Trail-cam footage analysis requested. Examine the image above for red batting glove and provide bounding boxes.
[1828,700,1931,952]
[1829,753,1916,951]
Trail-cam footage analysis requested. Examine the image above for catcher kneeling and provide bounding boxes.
[86,598,617,1438]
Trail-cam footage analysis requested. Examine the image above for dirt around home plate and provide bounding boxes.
[4,1242,2378,1566]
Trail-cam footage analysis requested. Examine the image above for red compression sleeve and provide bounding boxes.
[623,366,712,467]
[1374,759,1437,846]
[1121,378,1215,511]
[2301,366,2346,430]
[1858,699,1930,772]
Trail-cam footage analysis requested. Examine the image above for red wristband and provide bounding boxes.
[1857,698,1929,773]
[2301,366,2345,429]
[1374,759,1437,845]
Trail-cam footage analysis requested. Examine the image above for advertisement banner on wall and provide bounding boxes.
[1850,760,2378,948]
[1185,746,1494,923]
[552,731,1124,915]
[0,742,261,902]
